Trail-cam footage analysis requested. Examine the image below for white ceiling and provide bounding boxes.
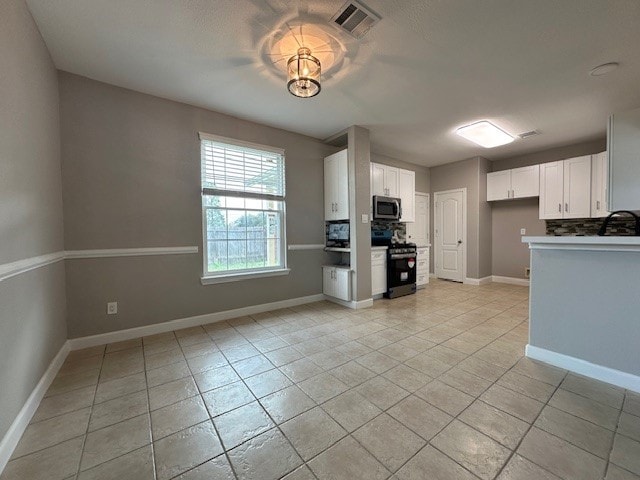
[26,0,640,167]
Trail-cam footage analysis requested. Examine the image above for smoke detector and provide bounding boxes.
[331,1,380,39]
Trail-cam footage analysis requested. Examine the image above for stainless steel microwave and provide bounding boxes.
[373,195,402,221]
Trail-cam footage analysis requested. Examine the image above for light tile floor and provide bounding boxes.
[3,280,640,480]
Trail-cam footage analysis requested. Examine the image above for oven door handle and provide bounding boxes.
[389,253,416,259]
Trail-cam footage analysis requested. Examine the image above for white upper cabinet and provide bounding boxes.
[370,163,398,197]
[539,157,591,219]
[398,169,415,222]
[324,149,349,221]
[370,162,415,222]
[563,156,592,218]
[608,107,640,211]
[371,163,386,197]
[591,151,609,218]
[511,165,540,198]
[539,161,564,219]
[487,170,511,201]
[487,165,539,201]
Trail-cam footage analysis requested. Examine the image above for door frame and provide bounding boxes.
[433,188,467,282]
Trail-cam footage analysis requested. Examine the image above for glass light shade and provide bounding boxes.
[287,47,321,98]
[455,121,515,148]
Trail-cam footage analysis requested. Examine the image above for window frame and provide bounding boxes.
[199,132,289,284]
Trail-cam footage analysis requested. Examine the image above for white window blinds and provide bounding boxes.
[200,133,285,200]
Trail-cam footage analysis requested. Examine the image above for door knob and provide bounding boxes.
[457,240,462,245]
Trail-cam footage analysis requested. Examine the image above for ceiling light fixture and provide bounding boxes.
[287,47,321,98]
[455,121,515,148]
[589,62,619,76]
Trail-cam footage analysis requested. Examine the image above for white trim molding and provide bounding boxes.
[288,244,325,251]
[0,251,66,283]
[464,276,492,286]
[0,247,200,284]
[526,344,640,393]
[201,268,290,285]
[491,275,530,286]
[0,341,70,473]
[325,296,374,310]
[66,246,198,259]
[68,294,326,350]
[523,235,640,253]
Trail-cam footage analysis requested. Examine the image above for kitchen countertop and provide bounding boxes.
[522,236,640,252]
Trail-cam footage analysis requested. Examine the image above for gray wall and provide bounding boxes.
[370,152,430,193]
[491,140,606,278]
[59,72,336,337]
[429,157,492,279]
[348,127,372,302]
[529,248,640,377]
[0,0,67,441]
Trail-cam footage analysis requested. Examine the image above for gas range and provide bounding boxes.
[385,243,417,299]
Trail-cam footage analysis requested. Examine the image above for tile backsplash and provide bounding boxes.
[371,221,407,241]
[546,217,637,236]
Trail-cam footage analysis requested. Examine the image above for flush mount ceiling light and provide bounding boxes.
[287,47,321,98]
[456,121,515,148]
[589,62,619,76]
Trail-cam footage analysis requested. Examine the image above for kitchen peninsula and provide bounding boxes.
[522,235,640,392]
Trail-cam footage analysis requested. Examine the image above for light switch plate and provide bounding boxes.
[361,214,368,224]
[520,228,526,235]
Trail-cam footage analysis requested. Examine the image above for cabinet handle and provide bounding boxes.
[558,203,562,212]
[596,200,601,210]
[565,203,568,212]
[511,189,515,198]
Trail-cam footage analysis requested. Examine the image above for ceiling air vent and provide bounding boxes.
[331,1,380,39]
[518,130,540,139]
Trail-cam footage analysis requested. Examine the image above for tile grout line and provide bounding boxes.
[73,344,107,479]
[602,390,625,479]
[487,368,570,480]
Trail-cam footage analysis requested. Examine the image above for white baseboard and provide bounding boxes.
[68,294,326,350]
[491,275,530,286]
[526,344,640,393]
[0,341,70,473]
[325,296,374,310]
[464,276,492,286]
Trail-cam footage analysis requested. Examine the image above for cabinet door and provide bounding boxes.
[511,165,540,199]
[608,108,640,211]
[371,163,386,197]
[371,254,387,296]
[398,169,415,222]
[487,170,511,201]
[334,150,349,220]
[591,152,608,218]
[563,156,591,219]
[322,267,335,297]
[384,166,399,197]
[324,156,335,221]
[334,269,351,301]
[539,161,564,219]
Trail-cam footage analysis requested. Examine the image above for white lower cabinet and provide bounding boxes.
[371,250,387,296]
[323,266,351,301]
[416,246,430,288]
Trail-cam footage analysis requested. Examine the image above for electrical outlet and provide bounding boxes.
[525,267,530,278]
[107,302,118,315]
[520,228,526,235]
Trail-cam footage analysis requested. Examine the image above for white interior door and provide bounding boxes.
[435,189,465,282]
[406,192,429,247]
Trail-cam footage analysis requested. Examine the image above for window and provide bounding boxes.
[200,133,287,282]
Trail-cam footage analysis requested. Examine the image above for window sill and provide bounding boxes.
[200,268,291,285]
